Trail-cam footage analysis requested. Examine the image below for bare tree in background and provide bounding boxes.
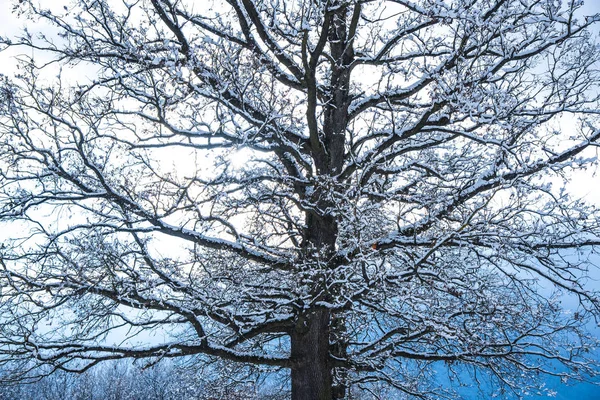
[0,359,269,400]
[1,0,600,398]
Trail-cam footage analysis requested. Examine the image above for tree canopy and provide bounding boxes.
[1,0,600,398]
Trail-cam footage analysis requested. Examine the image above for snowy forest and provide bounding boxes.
[0,359,290,400]
[1,0,600,398]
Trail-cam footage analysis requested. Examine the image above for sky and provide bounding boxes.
[1,0,600,398]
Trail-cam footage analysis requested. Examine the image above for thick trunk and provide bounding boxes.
[291,309,332,400]
[290,3,356,398]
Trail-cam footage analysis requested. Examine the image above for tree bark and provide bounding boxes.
[291,309,332,400]
[290,3,355,398]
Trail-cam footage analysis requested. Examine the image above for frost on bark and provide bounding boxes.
[1,0,600,398]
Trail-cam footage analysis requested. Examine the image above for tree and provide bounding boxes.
[0,358,270,400]
[0,0,600,398]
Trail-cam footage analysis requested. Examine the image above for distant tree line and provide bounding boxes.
[0,359,287,400]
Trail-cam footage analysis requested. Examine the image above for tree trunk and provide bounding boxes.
[290,309,332,400]
[290,3,355,397]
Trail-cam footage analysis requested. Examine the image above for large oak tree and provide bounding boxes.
[1,0,600,398]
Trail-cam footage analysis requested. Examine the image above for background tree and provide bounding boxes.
[0,359,279,400]
[1,0,600,398]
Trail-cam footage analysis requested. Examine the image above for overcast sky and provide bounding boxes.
[2,0,599,40]
[1,2,600,398]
